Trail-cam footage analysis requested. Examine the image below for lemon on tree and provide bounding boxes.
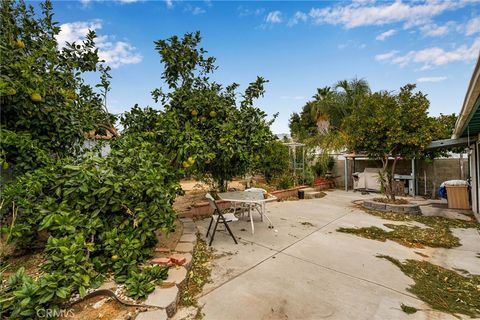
[30,92,42,102]
[209,110,217,118]
[187,156,195,165]
[111,255,119,262]
[191,109,198,116]
[15,39,25,49]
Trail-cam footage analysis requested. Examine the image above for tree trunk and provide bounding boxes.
[390,157,398,201]
[380,155,390,199]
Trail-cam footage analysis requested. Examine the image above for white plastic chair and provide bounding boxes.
[244,188,274,233]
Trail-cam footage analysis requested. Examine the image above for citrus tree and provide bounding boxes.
[343,84,434,200]
[254,140,290,184]
[0,0,114,175]
[0,1,176,316]
[125,31,276,191]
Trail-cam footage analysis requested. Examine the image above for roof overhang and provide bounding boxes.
[452,54,480,139]
[426,137,476,150]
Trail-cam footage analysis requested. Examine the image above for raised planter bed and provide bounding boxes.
[363,199,421,214]
[314,177,335,189]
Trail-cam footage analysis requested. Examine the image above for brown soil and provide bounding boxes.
[174,179,247,215]
[60,296,145,320]
[155,219,184,251]
[1,251,44,277]
[372,197,409,205]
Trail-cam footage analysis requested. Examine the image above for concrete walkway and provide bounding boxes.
[188,191,480,320]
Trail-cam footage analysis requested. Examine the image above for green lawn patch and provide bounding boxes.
[379,255,480,318]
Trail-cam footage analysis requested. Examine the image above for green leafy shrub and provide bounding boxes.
[125,265,169,299]
[313,154,335,177]
[276,174,294,190]
[255,140,290,183]
[0,137,179,316]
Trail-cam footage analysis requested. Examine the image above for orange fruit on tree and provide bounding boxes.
[30,93,42,102]
[15,39,25,49]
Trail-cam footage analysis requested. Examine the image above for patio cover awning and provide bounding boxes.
[426,137,476,150]
[453,55,480,139]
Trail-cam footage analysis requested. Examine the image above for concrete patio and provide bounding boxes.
[178,191,480,320]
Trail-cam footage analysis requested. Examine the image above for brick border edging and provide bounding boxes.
[363,199,422,214]
[136,217,198,320]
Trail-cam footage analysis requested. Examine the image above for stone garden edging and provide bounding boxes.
[135,217,198,320]
[363,199,422,214]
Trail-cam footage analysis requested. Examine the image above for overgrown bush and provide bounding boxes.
[313,154,335,177]
[276,174,294,190]
[255,140,290,183]
[0,137,178,317]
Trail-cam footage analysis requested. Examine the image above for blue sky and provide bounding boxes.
[37,0,480,134]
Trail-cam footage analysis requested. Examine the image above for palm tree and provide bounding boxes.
[334,77,370,114]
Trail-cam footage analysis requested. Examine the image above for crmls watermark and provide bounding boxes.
[36,308,75,318]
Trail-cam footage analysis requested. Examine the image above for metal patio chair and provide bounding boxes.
[205,193,238,246]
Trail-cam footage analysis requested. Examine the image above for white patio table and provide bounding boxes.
[217,191,276,234]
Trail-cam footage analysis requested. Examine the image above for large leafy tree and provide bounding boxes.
[124,31,276,191]
[1,2,177,316]
[289,78,370,150]
[343,84,434,200]
[0,0,114,175]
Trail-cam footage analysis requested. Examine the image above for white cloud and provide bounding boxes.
[80,0,139,5]
[57,20,142,68]
[417,76,448,82]
[56,20,102,47]
[192,7,205,15]
[238,6,264,17]
[376,29,396,41]
[97,41,142,68]
[266,11,282,24]
[376,37,480,69]
[288,11,308,27]
[165,0,173,8]
[308,1,475,29]
[420,22,454,37]
[184,5,205,15]
[375,50,398,61]
[465,16,480,36]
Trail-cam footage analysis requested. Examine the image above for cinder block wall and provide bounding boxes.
[333,158,468,196]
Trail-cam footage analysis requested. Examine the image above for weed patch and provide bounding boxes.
[337,209,479,248]
[178,237,213,319]
[379,255,480,318]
